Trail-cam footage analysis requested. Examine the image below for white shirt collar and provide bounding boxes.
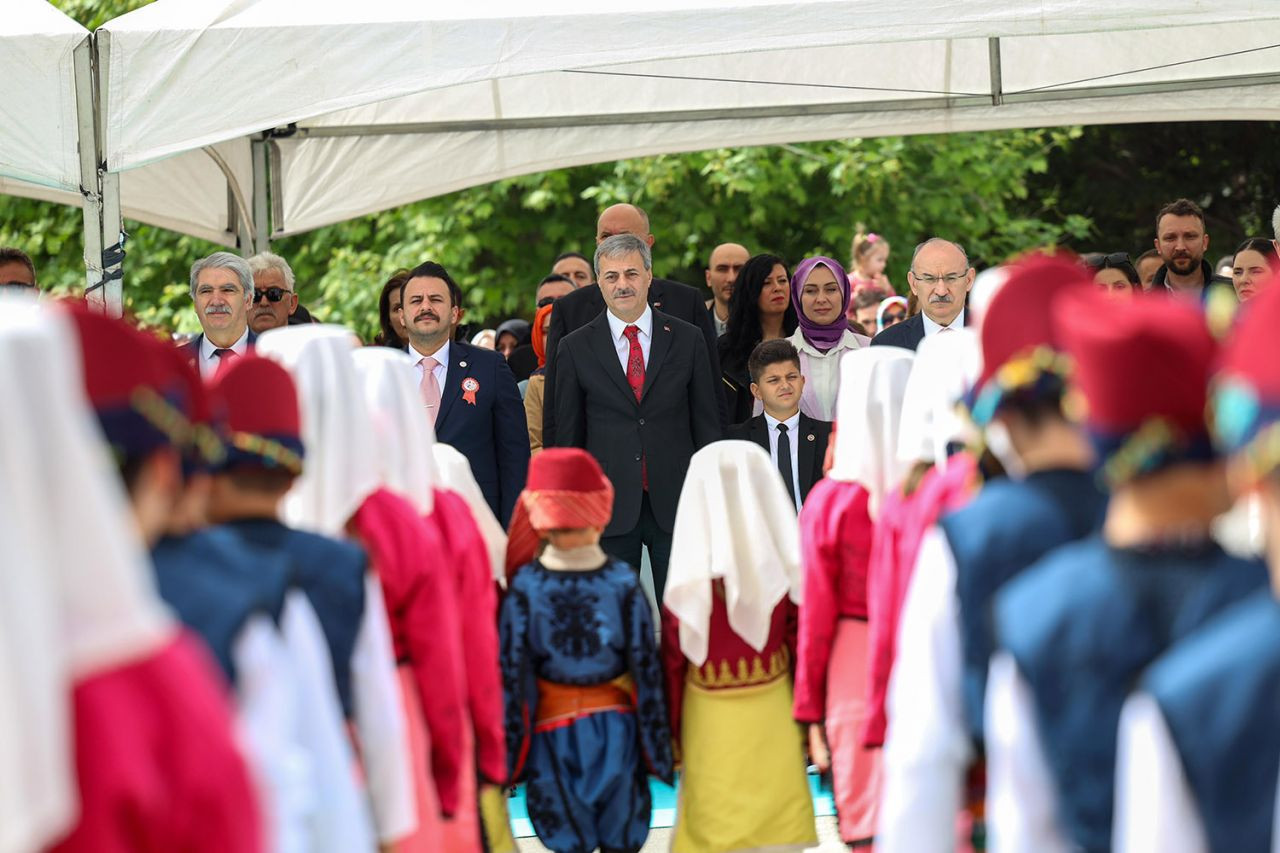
[789,327,860,356]
[200,326,250,362]
[409,337,450,367]
[922,307,965,337]
[607,304,653,342]
[764,410,801,432]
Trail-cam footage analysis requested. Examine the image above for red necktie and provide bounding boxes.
[623,325,647,489]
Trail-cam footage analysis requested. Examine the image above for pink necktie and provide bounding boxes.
[419,356,441,425]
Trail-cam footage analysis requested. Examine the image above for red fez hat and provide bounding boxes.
[969,252,1091,425]
[208,354,305,475]
[1054,288,1217,484]
[504,449,614,580]
[153,337,226,471]
[1211,272,1280,480]
[61,304,194,461]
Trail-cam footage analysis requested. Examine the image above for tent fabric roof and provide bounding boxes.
[8,1,1280,246]
[0,0,89,191]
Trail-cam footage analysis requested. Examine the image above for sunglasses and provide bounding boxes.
[254,286,289,303]
[1086,252,1131,269]
[882,311,907,323]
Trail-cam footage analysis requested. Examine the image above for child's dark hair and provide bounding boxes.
[747,339,801,384]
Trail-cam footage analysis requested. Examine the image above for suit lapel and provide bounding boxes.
[749,415,770,453]
[640,314,672,401]
[436,342,470,428]
[647,278,666,313]
[798,414,818,494]
[586,314,637,405]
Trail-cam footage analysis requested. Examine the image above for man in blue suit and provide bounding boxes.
[400,261,529,526]
[180,251,259,378]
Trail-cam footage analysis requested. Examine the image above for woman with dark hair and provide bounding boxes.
[1230,238,1278,302]
[376,269,412,347]
[718,253,798,424]
[1082,252,1141,297]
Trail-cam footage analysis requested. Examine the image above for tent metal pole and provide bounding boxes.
[202,145,257,254]
[100,170,124,317]
[251,137,270,251]
[72,38,107,313]
[988,38,1004,106]
[291,70,1280,138]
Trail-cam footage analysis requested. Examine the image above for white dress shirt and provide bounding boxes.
[410,338,450,391]
[606,305,653,372]
[198,327,250,378]
[787,327,868,421]
[922,308,966,338]
[984,650,1074,853]
[878,527,974,853]
[1113,692,1209,853]
[763,410,801,506]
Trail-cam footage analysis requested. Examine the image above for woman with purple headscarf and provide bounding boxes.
[787,256,871,420]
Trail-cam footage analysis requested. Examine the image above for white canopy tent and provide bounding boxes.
[5,1,1280,313]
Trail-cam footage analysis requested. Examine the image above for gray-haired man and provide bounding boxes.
[247,251,299,333]
[551,233,722,597]
[184,251,256,378]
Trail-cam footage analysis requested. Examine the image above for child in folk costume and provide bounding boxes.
[353,347,511,852]
[793,346,916,846]
[985,288,1266,852]
[878,255,1108,852]
[501,448,673,853]
[663,441,815,852]
[1113,275,1280,852]
[257,327,471,844]
[0,299,262,852]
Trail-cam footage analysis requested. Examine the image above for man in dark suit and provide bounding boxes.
[181,251,259,378]
[727,339,831,507]
[871,238,974,351]
[543,203,726,446]
[400,261,529,526]
[552,234,721,597]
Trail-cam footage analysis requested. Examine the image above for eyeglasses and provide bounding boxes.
[1085,252,1132,269]
[910,270,969,286]
[254,286,289,303]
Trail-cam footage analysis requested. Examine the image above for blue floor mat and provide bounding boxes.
[508,771,835,837]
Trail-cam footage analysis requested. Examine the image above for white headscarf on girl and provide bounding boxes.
[432,444,508,585]
[352,347,436,516]
[0,299,172,852]
[664,441,803,667]
[896,329,982,473]
[256,325,379,536]
[827,346,916,518]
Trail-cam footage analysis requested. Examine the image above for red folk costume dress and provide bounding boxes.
[793,347,916,845]
[664,442,814,853]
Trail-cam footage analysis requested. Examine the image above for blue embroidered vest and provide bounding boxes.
[151,527,291,683]
[222,518,367,716]
[1146,589,1280,852]
[995,538,1265,853]
[940,468,1106,745]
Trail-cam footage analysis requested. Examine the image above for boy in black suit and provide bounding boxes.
[727,339,831,507]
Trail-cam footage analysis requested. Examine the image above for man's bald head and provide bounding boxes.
[907,238,974,327]
[705,242,750,315]
[597,204,654,248]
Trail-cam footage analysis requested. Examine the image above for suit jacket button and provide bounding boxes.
[638,418,645,425]
[634,454,642,461]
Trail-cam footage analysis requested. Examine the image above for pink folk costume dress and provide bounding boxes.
[793,347,916,846]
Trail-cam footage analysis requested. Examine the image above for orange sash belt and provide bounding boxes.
[535,675,634,731]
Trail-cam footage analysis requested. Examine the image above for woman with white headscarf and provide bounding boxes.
[862,330,982,749]
[0,298,260,852]
[352,347,514,853]
[792,346,914,847]
[663,441,814,852]
[257,326,469,844]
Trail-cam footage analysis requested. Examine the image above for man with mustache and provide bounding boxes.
[247,251,299,333]
[182,252,257,379]
[542,203,726,446]
[871,238,974,351]
[401,261,529,526]
[551,234,721,598]
[1151,197,1232,300]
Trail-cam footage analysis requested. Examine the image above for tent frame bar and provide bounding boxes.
[289,70,1280,138]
